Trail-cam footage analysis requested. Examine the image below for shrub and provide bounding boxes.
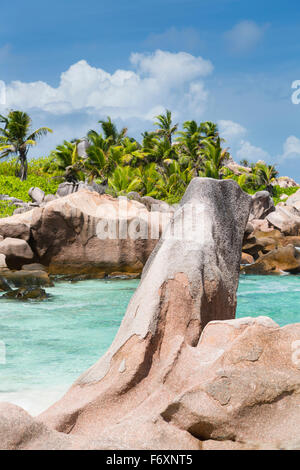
[272,185,299,205]
[0,201,17,218]
[0,175,60,203]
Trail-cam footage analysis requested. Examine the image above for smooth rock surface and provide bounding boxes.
[0,220,31,241]
[249,191,275,221]
[0,179,299,450]
[241,244,300,274]
[1,317,299,450]
[0,238,34,269]
[0,269,53,291]
[266,205,300,235]
[29,187,45,205]
[273,177,299,188]
[36,178,252,447]
[0,191,172,275]
[0,253,7,268]
[286,189,300,211]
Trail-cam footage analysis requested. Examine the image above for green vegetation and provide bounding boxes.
[0,111,52,181]
[0,201,16,218]
[0,158,61,218]
[0,109,298,218]
[0,174,60,202]
[272,186,299,205]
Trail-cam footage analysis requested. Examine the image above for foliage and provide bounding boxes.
[0,174,60,202]
[0,109,299,210]
[271,185,299,205]
[0,111,52,181]
[0,201,17,218]
[0,157,60,217]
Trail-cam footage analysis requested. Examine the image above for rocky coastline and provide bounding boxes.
[0,182,300,294]
[0,178,299,450]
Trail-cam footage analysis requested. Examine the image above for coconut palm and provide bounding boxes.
[108,166,142,195]
[199,121,219,141]
[49,140,83,182]
[199,137,229,179]
[98,117,128,146]
[0,111,52,180]
[154,110,178,145]
[254,162,278,193]
[50,140,78,170]
[176,120,205,171]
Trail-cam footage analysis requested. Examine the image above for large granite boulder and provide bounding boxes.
[0,268,53,291]
[0,237,34,269]
[241,244,300,274]
[1,317,299,450]
[0,403,135,450]
[56,182,77,198]
[77,181,106,195]
[266,205,300,235]
[286,189,300,211]
[56,181,106,198]
[36,178,252,446]
[0,219,31,241]
[0,190,172,276]
[249,191,275,221]
[76,139,90,159]
[1,179,299,450]
[272,177,299,189]
[29,187,45,205]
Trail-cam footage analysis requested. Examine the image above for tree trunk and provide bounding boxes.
[19,152,28,181]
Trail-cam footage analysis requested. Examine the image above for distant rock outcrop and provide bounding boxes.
[242,187,300,273]
[249,190,275,221]
[0,190,172,276]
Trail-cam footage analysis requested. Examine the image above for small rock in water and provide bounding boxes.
[1,287,48,301]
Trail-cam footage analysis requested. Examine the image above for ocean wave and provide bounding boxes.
[0,385,69,416]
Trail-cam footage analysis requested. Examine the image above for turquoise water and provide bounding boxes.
[0,275,299,414]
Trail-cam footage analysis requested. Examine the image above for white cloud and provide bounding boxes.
[224,21,269,54]
[279,135,300,161]
[218,119,246,143]
[131,50,213,84]
[143,27,203,52]
[236,140,271,163]
[1,50,213,121]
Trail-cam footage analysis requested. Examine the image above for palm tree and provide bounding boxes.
[98,117,128,146]
[176,120,204,171]
[154,109,178,145]
[50,140,82,182]
[83,145,107,181]
[199,121,219,141]
[199,137,229,179]
[108,166,142,195]
[254,162,278,193]
[0,110,52,180]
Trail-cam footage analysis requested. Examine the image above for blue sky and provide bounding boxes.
[1,0,300,180]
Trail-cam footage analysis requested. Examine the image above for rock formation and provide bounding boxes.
[242,244,300,275]
[249,190,275,221]
[0,178,299,450]
[241,189,300,273]
[0,237,34,269]
[0,191,172,277]
[1,317,300,449]
[34,178,253,446]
